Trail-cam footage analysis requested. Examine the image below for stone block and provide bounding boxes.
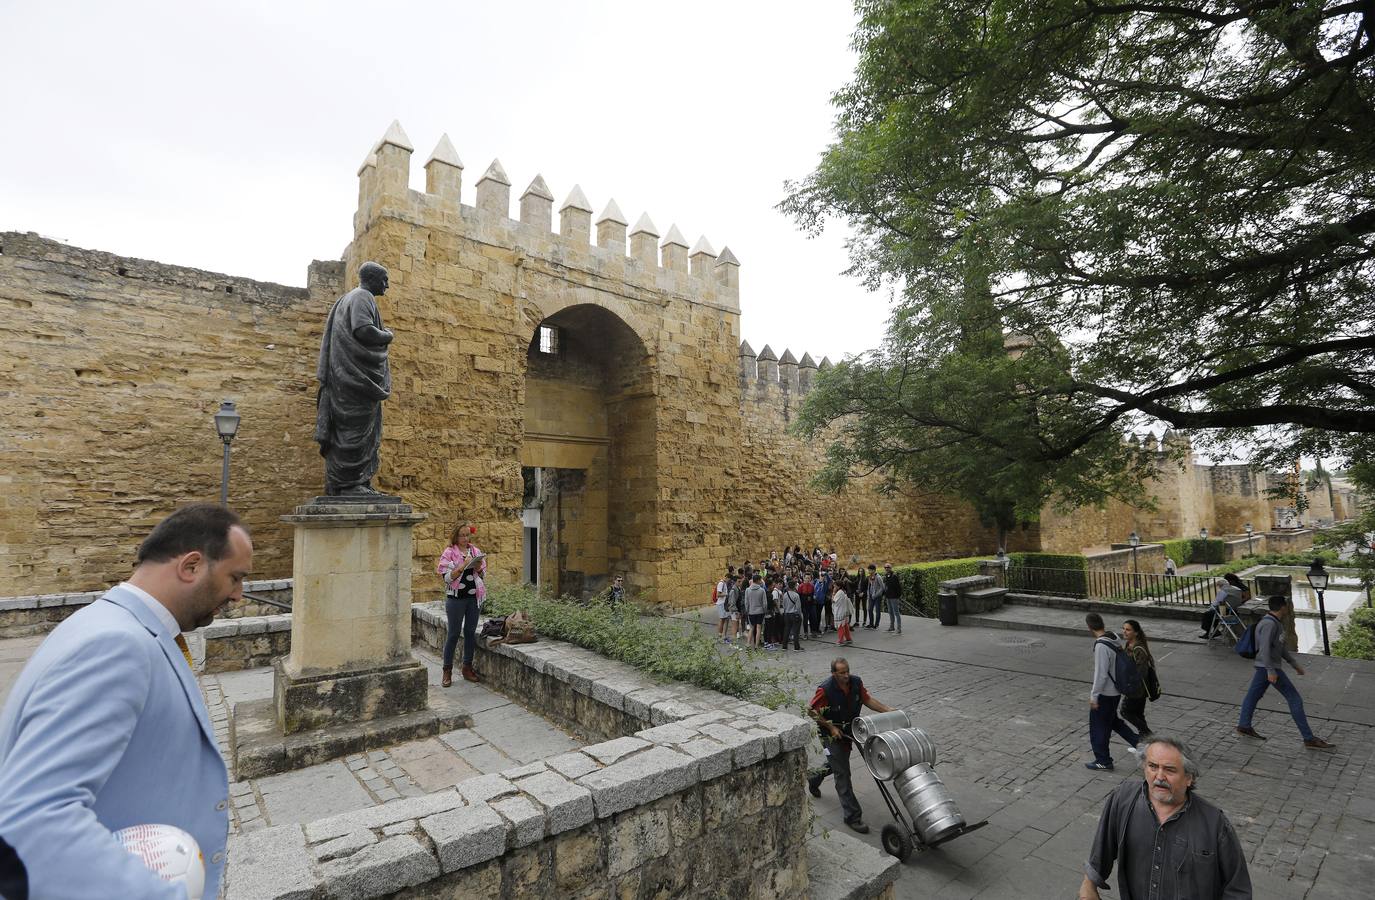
[584,736,650,766]
[492,794,546,848]
[202,621,240,640]
[733,721,781,760]
[312,829,376,862]
[239,617,269,634]
[457,773,518,805]
[621,688,678,723]
[420,803,507,872]
[304,789,464,842]
[547,751,599,780]
[676,736,734,781]
[606,805,672,877]
[317,834,438,900]
[698,722,763,769]
[225,824,320,900]
[516,770,595,835]
[500,761,547,780]
[637,722,698,745]
[577,745,699,817]
[273,656,428,734]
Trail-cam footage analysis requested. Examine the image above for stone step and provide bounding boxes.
[960,606,1211,644]
[806,825,901,900]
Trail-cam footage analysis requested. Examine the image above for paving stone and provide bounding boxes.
[547,750,600,780]
[345,756,369,771]
[381,821,416,836]
[420,803,507,873]
[225,824,320,900]
[437,728,487,752]
[492,794,546,848]
[373,787,400,802]
[318,834,438,900]
[515,770,595,835]
[256,760,374,826]
[577,745,699,817]
[455,740,515,774]
[636,722,699,745]
[366,750,389,762]
[388,736,480,792]
[304,790,465,843]
[500,761,548,780]
[312,829,376,863]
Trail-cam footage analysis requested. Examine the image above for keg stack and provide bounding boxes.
[851,710,978,854]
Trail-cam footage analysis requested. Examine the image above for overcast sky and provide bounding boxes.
[0,0,891,362]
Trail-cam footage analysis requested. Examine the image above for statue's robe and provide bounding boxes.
[313,287,391,493]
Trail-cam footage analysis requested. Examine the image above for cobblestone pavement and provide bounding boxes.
[684,609,1375,899]
[197,647,583,834]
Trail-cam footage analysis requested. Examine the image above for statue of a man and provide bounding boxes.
[313,261,393,495]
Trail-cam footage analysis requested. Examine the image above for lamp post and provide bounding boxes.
[1200,526,1208,540]
[214,400,241,506]
[1306,558,1331,656]
[1129,531,1141,594]
[1244,522,1254,557]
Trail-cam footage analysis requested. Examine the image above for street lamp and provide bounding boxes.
[1129,531,1141,593]
[1200,526,1208,540]
[1244,522,1254,557]
[214,400,241,506]
[1306,558,1331,656]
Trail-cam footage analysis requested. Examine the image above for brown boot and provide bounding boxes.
[462,664,481,683]
[441,666,452,687]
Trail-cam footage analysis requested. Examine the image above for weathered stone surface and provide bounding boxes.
[676,736,734,781]
[456,773,518,805]
[606,805,671,877]
[578,745,698,817]
[225,824,320,900]
[698,722,763,769]
[636,722,698,745]
[546,751,599,780]
[312,828,376,862]
[492,794,545,848]
[500,761,547,780]
[318,834,439,900]
[583,736,649,766]
[516,770,595,834]
[420,803,507,872]
[304,789,464,842]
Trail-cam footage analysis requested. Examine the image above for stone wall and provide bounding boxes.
[200,613,292,674]
[228,610,830,900]
[0,231,337,597]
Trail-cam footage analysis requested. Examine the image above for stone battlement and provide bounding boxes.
[352,121,739,313]
[737,341,832,396]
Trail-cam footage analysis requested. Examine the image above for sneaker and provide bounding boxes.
[1235,726,1267,741]
[845,820,871,835]
[1084,761,1114,771]
[793,647,804,653]
[1126,746,1142,761]
[1304,738,1336,750]
[886,628,895,633]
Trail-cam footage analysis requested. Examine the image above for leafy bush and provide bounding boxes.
[1333,607,1375,661]
[480,584,798,706]
[1201,548,1342,577]
[892,557,986,616]
[1162,540,1192,568]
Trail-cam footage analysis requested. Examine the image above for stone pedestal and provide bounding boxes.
[230,497,470,779]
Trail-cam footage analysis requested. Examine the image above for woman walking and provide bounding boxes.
[436,522,487,687]
[1120,619,1154,737]
[833,582,855,646]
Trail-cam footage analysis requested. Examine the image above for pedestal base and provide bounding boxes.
[274,657,429,734]
[231,683,471,779]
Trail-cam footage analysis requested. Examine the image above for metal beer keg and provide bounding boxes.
[895,763,965,845]
[865,727,938,781]
[851,710,912,747]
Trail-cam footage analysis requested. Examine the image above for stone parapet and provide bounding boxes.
[200,614,292,673]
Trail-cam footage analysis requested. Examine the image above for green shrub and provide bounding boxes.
[1162,540,1192,568]
[892,557,986,616]
[1201,548,1343,577]
[480,584,798,706]
[1333,607,1375,661]
[1007,552,1089,597]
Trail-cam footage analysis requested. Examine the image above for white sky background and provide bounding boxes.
[0,0,890,362]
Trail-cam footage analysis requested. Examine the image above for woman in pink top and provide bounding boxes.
[436,522,487,686]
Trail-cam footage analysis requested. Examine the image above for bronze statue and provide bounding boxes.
[314,262,393,496]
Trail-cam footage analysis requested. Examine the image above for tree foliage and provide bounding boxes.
[785,0,1375,485]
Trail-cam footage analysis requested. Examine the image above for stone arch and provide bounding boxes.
[519,304,658,598]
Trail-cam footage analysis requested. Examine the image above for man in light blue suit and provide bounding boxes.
[0,504,253,899]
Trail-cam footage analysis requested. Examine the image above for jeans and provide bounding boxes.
[886,597,902,632]
[1089,694,1140,766]
[1120,694,1150,736]
[784,613,802,650]
[868,595,883,627]
[809,741,863,824]
[1238,668,1314,740]
[443,594,480,668]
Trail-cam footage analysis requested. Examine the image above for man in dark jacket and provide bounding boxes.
[883,563,903,634]
[1235,595,1335,749]
[806,657,895,833]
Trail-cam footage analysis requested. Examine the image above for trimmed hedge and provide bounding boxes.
[1333,607,1375,661]
[892,557,987,616]
[1007,551,1089,597]
[1162,539,1192,568]
[1161,538,1227,565]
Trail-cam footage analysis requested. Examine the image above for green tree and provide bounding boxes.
[784,0,1375,480]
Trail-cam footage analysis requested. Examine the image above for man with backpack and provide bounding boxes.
[1235,595,1336,749]
[1085,613,1141,771]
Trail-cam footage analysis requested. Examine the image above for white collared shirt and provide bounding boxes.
[117,581,181,637]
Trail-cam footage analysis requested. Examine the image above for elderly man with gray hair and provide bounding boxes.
[1079,734,1252,899]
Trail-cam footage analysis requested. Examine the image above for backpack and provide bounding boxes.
[1096,638,1143,698]
[1234,620,1260,659]
[1144,661,1162,702]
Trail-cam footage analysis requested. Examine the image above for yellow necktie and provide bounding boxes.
[174,633,195,670]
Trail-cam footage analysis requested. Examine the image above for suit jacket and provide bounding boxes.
[0,586,230,898]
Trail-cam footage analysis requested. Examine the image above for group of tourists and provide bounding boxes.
[711,548,908,650]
